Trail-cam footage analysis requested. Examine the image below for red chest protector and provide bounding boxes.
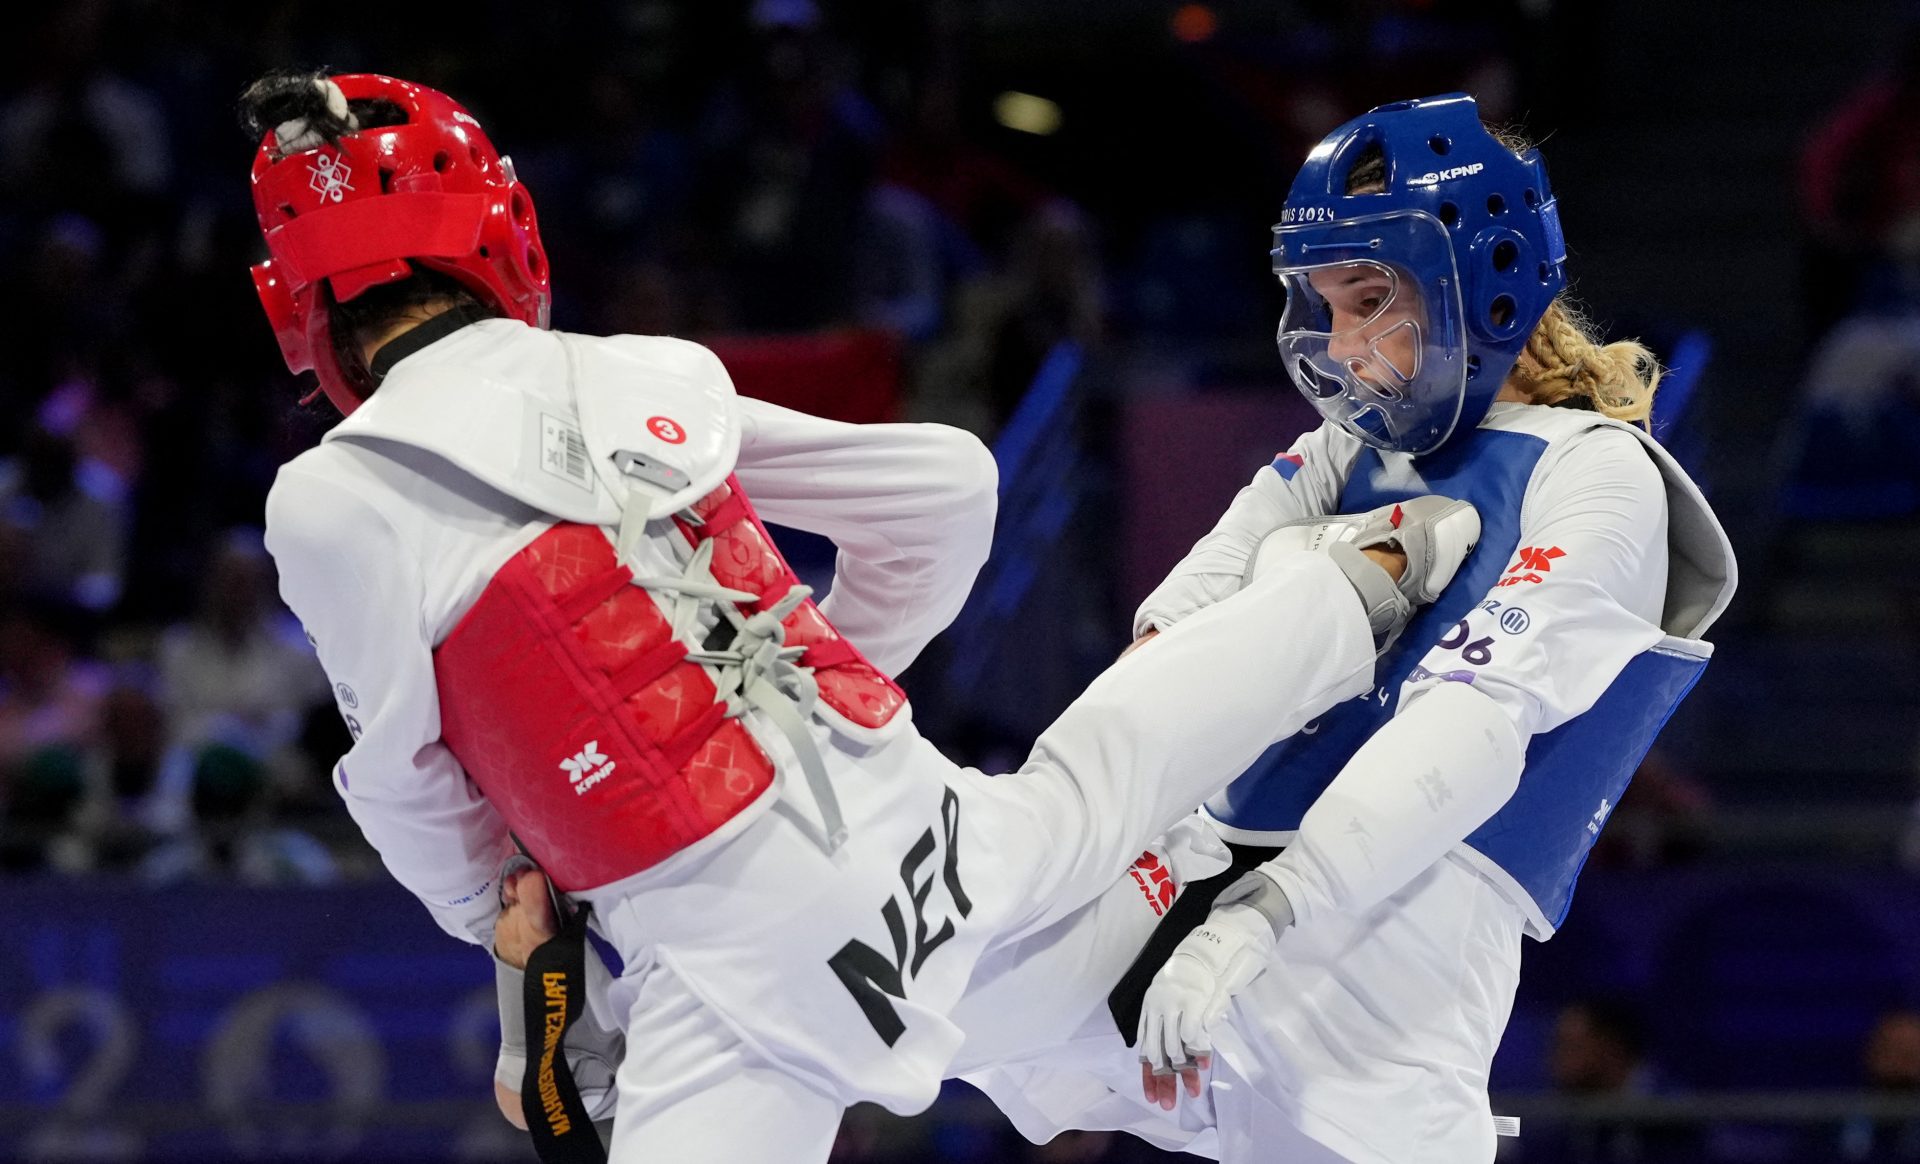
[433,475,907,892]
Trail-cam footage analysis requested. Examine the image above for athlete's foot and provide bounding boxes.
[1243,497,1480,653]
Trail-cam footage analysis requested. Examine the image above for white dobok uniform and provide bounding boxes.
[958,403,1737,1164]
[262,318,1385,1161]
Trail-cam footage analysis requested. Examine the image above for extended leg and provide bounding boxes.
[999,551,1374,935]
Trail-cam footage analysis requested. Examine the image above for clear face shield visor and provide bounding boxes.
[1273,211,1468,454]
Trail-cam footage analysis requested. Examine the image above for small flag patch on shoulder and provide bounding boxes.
[1271,453,1304,480]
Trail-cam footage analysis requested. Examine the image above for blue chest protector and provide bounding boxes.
[1206,425,1709,934]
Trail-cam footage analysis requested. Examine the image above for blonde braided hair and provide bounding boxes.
[1507,297,1662,424]
[1483,127,1661,424]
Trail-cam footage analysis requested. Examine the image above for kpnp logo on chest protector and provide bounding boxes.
[433,475,909,892]
[561,742,615,794]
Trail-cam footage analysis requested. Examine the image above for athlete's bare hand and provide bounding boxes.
[496,1080,529,1129]
[493,866,558,970]
[1361,545,1408,581]
[1140,1053,1209,1111]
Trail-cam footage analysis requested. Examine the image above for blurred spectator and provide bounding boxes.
[0,213,131,418]
[1799,16,1920,335]
[156,527,327,757]
[0,5,173,221]
[1516,998,1698,1163]
[0,602,108,872]
[1779,307,1920,521]
[878,65,1047,253]
[1551,998,1656,1097]
[35,348,164,496]
[0,426,130,612]
[0,603,107,780]
[0,747,87,873]
[518,66,697,335]
[560,68,693,263]
[855,64,1041,345]
[1903,733,1920,872]
[1866,1010,1920,1091]
[694,0,883,329]
[147,528,329,843]
[50,677,172,873]
[0,669,192,876]
[140,742,337,886]
[0,4,172,407]
[915,199,1106,434]
[853,181,965,342]
[1823,1009,1920,1161]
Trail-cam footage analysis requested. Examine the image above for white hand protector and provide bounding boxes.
[1136,902,1279,1074]
[1245,494,1480,653]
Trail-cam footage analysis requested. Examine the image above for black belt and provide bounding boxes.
[520,898,609,1164]
[1107,840,1281,1044]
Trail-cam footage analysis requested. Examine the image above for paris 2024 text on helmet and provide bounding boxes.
[1273,92,1567,456]
[246,73,551,416]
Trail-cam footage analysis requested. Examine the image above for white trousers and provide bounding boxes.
[593,553,1376,1162]
[962,852,1527,1164]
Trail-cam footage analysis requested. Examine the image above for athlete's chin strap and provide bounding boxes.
[616,490,848,855]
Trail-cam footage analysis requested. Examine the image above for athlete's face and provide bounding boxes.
[1307,262,1423,386]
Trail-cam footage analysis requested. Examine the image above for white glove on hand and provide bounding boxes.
[1136,902,1277,1090]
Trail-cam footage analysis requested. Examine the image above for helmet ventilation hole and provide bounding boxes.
[1492,239,1519,272]
[1466,355,1482,380]
[1490,295,1517,329]
[510,188,532,223]
[1523,187,1539,208]
[433,150,451,173]
[1428,135,1451,155]
[1439,202,1459,227]
[469,145,484,166]
[526,245,547,280]
[1538,261,1553,284]
[1486,194,1506,215]
[477,245,490,259]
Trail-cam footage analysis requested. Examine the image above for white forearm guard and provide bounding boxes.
[1253,681,1523,928]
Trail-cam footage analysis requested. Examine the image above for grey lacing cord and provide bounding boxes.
[617,490,847,854]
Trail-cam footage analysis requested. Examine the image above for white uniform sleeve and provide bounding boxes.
[1255,425,1671,926]
[265,464,513,946]
[1132,421,1359,637]
[732,396,998,677]
[1255,682,1523,928]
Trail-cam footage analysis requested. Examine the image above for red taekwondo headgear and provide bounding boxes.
[247,74,550,415]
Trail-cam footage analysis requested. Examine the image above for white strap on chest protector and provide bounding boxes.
[615,486,847,855]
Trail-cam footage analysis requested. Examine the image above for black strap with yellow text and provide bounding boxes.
[520,900,608,1164]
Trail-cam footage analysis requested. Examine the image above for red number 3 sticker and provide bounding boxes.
[648,416,686,444]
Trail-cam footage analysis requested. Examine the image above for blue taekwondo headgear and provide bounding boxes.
[1272,93,1567,455]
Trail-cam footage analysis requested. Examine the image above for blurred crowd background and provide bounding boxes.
[2,0,1918,1160]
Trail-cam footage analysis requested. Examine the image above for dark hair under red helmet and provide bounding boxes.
[248,74,550,415]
